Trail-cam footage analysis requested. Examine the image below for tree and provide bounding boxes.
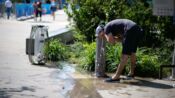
[65,0,174,47]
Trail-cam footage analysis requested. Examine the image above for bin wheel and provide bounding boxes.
[28,55,46,65]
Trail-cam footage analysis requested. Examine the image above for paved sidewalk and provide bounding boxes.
[0,10,69,98]
[25,10,69,35]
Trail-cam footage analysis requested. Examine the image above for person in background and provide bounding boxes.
[36,0,42,21]
[96,19,144,82]
[33,1,37,21]
[50,0,57,20]
[5,0,12,19]
[46,0,51,4]
[0,0,3,17]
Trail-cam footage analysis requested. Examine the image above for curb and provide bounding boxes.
[17,15,34,21]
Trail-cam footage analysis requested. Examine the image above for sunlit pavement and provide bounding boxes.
[0,10,69,98]
[0,10,175,98]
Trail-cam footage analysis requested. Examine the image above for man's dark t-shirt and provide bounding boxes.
[104,19,136,36]
[104,19,143,55]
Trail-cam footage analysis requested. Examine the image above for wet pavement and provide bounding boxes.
[0,10,175,98]
[65,70,175,98]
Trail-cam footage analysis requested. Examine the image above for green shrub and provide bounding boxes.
[105,44,161,77]
[136,49,160,77]
[135,47,172,78]
[106,43,122,72]
[67,42,84,64]
[74,42,172,78]
[44,39,67,61]
[78,42,96,71]
[46,32,172,78]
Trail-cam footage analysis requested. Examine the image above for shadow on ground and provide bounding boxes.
[0,86,36,98]
[0,88,11,98]
[132,79,174,89]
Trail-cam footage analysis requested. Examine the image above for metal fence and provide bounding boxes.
[0,2,66,19]
[15,3,52,18]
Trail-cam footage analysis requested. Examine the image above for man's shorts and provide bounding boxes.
[122,25,143,55]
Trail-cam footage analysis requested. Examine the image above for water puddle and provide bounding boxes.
[52,62,128,98]
[47,62,175,98]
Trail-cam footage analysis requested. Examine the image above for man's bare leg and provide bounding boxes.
[112,54,129,79]
[129,53,136,76]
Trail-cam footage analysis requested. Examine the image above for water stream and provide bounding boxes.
[53,62,127,98]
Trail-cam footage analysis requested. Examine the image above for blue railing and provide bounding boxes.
[15,3,51,18]
[1,0,67,18]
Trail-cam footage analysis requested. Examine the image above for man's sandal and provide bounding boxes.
[105,77,120,83]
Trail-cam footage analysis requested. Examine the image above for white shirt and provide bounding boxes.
[51,1,56,7]
[5,0,12,8]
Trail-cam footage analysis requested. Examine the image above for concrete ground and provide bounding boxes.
[0,10,175,98]
[0,10,69,98]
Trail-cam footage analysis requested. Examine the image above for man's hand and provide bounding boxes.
[114,36,122,42]
[105,33,116,44]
